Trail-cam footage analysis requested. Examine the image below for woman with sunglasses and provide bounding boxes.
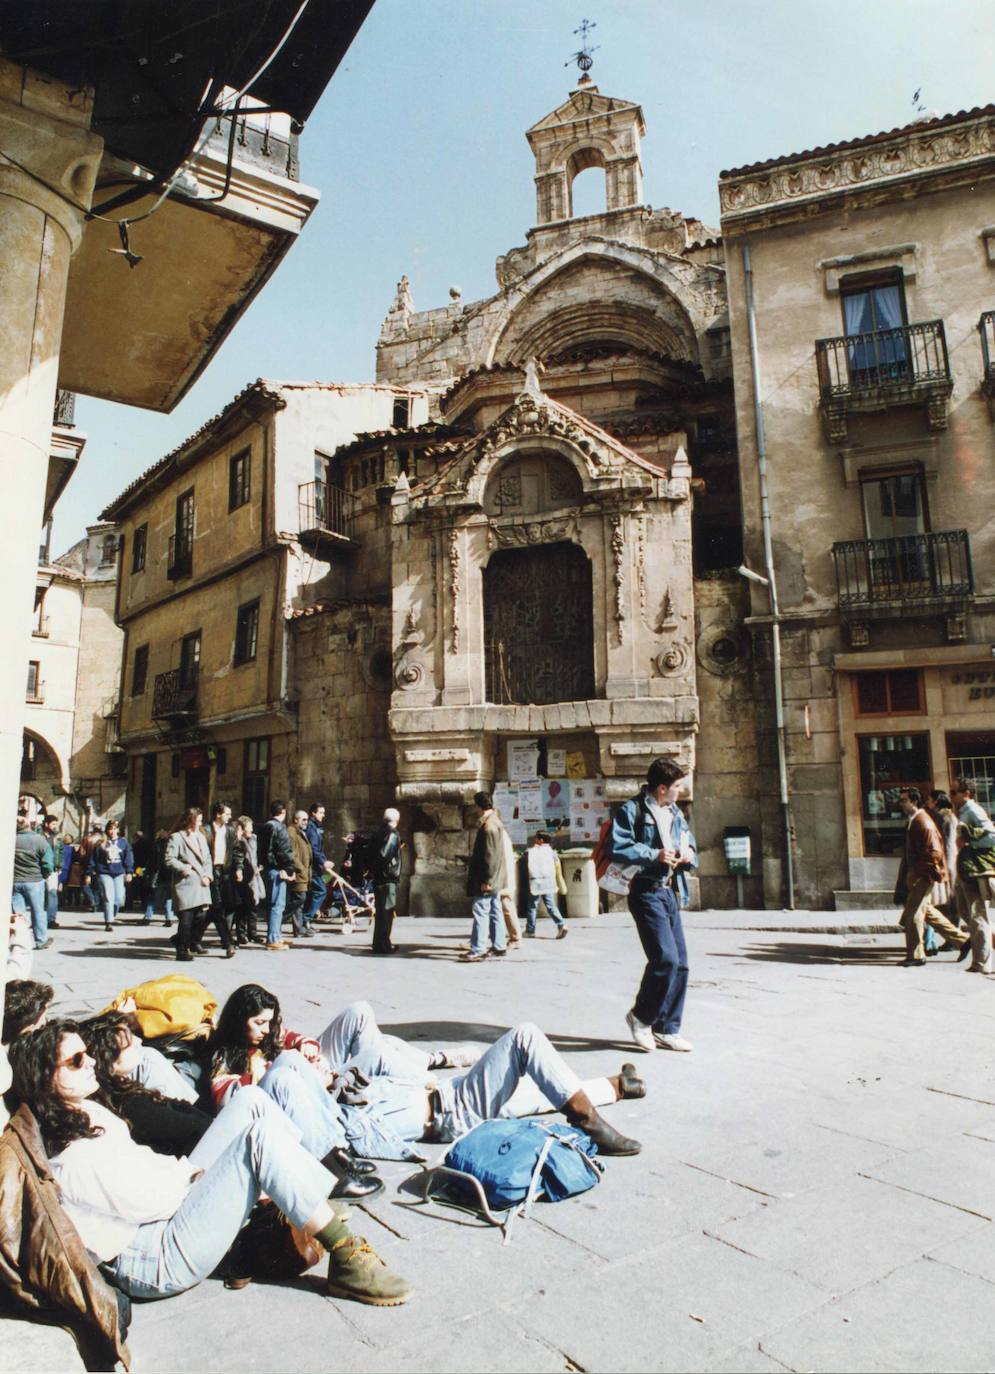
[78,1013,212,1158]
[7,1022,412,1307]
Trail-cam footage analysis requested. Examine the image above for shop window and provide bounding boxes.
[854,669,924,717]
[858,731,932,856]
[228,448,251,511]
[947,732,995,813]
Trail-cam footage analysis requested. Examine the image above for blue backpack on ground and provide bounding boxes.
[443,1118,601,1210]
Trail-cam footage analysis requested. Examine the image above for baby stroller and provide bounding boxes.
[321,832,375,932]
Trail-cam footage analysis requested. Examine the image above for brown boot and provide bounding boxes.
[609,1063,647,1100]
[562,1089,641,1155]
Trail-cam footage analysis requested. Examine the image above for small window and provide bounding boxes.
[861,470,927,541]
[179,631,201,689]
[392,395,411,428]
[215,746,228,776]
[26,662,41,700]
[132,644,149,695]
[132,524,147,573]
[234,600,260,665]
[99,534,118,566]
[242,736,270,820]
[228,448,251,512]
[854,669,924,717]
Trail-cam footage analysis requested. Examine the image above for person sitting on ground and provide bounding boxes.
[7,1022,412,1307]
[206,984,382,1200]
[895,787,970,966]
[3,979,54,1043]
[78,1013,211,1158]
[524,832,568,940]
[217,991,645,1160]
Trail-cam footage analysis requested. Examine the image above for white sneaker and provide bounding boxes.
[625,1010,655,1053]
[654,1032,693,1052]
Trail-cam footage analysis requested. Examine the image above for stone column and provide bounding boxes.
[0,60,101,982]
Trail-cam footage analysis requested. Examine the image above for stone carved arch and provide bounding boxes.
[482,450,584,517]
[21,728,68,792]
[487,242,701,368]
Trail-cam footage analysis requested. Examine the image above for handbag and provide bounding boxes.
[216,1201,324,1288]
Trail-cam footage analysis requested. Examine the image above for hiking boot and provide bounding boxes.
[325,1235,412,1306]
[562,1089,641,1156]
[618,1063,647,1099]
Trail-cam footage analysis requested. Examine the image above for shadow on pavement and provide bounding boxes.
[381,1019,632,1054]
[709,941,918,966]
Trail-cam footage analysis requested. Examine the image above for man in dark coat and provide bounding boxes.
[371,808,402,955]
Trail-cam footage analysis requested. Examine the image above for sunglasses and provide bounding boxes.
[58,1050,88,1071]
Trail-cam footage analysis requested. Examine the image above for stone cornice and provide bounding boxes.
[720,108,995,230]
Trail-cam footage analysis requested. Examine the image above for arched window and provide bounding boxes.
[566,146,607,218]
[483,452,582,517]
[484,543,594,705]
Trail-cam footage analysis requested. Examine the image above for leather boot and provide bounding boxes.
[562,1089,642,1155]
[325,1235,412,1306]
[618,1062,647,1099]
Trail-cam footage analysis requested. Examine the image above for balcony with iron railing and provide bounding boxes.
[815,320,953,442]
[151,669,198,721]
[167,532,193,581]
[831,530,973,632]
[979,311,995,396]
[297,480,359,556]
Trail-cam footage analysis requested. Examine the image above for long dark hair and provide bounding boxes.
[78,1013,169,1113]
[210,984,282,1078]
[8,1020,104,1157]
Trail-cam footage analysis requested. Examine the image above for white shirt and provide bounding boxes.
[646,798,673,855]
[50,1101,194,1262]
[212,822,227,865]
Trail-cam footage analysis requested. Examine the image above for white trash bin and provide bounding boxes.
[559,850,598,919]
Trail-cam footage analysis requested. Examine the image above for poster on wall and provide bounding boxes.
[507,739,540,782]
[566,751,587,779]
[518,780,544,824]
[570,779,610,844]
[547,748,567,778]
[494,784,528,845]
[542,778,571,838]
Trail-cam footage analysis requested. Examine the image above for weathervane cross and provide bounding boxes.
[565,18,599,78]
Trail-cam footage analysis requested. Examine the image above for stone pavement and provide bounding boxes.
[4,905,995,1373]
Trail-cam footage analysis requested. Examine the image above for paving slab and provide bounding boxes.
[925,1220,995,1285]
[760,1255,995,1374]
[861,1131,995,1219]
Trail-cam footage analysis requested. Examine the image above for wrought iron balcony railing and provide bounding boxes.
[815,320,952,442]
[832,530,973,614]
[298,480,358,552]
[151,669,198,720]
[979,310,995,392]
[167,533,193,580]
[53,389,76,427]
[816,319,950,398]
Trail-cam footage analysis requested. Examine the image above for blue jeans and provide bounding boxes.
[98,873,126,926]
[145,884,174,923]
[108,1087,334,1299]
[258,1050,346,1155]
[627,883,688,1033]
[317,1000,432,1079]
[303,874,326,922]
[470,892,505,955]
[525,891,563,932]
[263,868,287,943]
[12,880,47,946]
[440,1023,582,1137]
[132,1046,200,1104]
[45,884,59,926]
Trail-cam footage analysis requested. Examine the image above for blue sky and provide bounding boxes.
[59,0,995,550]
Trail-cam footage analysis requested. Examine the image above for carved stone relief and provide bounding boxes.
[611,515,626,644]
[488,512,580,549]
[448,530,461,653]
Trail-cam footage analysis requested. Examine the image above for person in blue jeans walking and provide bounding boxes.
[12,814,54,949]
[610,757,698,1055]
[462,791,508,962]
[523,832,568,939]
[86,820,134,931]
[258,800,295,950]
[8,1022,412,1307]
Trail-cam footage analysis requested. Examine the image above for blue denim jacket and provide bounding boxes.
[610,788,697,907]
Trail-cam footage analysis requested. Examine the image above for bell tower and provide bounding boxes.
[526,81,646,225]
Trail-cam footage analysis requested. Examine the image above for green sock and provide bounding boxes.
[315,1202,354,1251]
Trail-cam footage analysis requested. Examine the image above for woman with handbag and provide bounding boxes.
[164,809,233,961]
[7,1022,412,1307]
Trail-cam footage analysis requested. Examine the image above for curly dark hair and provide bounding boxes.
[78,1013,170,1114]
[210,984,282,1079]
[3,979,54,1041]
[8,1020,104,1157]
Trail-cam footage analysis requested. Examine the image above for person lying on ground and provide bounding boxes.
[78,1013,212,1158]
[6,1021,412,1308]
[214,987,645,1160]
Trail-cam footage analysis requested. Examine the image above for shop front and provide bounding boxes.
[836,648,995,892]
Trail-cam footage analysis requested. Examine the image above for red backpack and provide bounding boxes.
[591,818,614,881]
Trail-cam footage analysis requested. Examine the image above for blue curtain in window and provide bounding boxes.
[844,284,906,382]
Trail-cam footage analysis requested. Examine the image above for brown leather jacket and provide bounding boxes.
[0,1105,131,1371]
[905,809,949,885]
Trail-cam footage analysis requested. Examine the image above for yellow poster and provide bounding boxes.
[566,751,586,779]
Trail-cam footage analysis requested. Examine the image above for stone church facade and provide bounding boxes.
[295,81,762,913]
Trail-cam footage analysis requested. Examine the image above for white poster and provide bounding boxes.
[494,784,519,828]
[507,739,540,782]
[547,748,567,777]
[570,778,610,843]
[518,779,544,823]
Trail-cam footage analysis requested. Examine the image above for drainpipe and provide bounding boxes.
[742,241,795,910]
